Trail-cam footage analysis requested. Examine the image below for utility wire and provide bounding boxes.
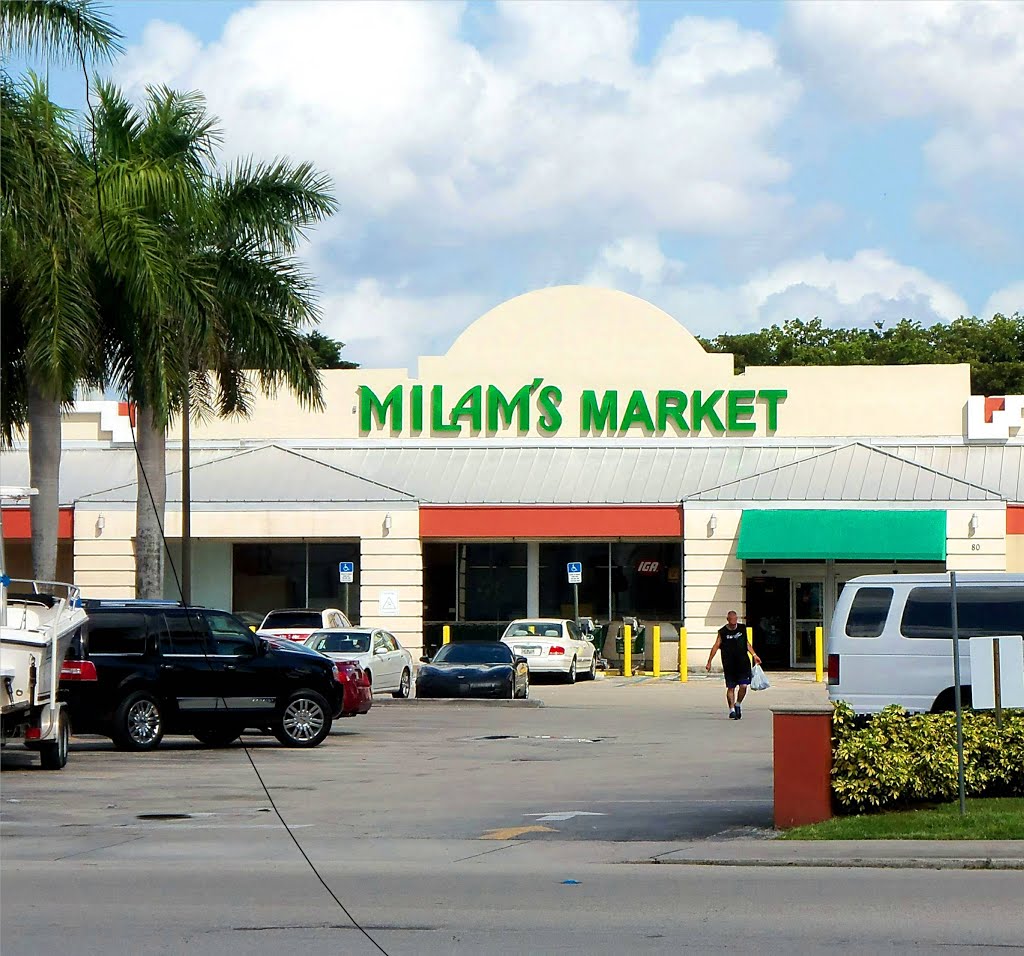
[72,39,389,956]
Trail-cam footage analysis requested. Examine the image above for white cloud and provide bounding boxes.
[786,0,1024,184]
[583,235,683,287]
[318,280,489,371]
[581,244,969,339]
[983,282,1024,318]
[114,1,799,238]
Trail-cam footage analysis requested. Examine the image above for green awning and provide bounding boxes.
[736,509,947,561]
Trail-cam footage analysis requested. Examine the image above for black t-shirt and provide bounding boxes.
[717,624,749,671]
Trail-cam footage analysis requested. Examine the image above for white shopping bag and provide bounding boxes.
[750,664,770,692]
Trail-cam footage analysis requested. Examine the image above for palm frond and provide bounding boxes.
[1,0,122,66]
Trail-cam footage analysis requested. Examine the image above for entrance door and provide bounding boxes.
[792,579,824,667]
[745,577,791,669]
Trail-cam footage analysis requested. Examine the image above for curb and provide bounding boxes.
[631,856,1024,871]
[373,697,544,708]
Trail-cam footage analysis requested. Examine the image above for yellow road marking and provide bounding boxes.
[480,825,557,840]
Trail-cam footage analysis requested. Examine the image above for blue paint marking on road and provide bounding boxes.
[561,880,581,885]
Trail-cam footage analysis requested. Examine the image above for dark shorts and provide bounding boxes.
[723,659,752,690]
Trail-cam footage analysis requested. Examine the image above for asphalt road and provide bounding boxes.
[3,675,1022,954]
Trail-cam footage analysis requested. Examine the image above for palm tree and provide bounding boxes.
[84,84,335,598]
[1,0,120,578]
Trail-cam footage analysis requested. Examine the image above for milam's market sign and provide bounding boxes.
[359,382,787,437]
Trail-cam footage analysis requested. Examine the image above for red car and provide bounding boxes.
[333,659,373,717]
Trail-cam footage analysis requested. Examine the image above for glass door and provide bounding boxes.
[792,579,824,667]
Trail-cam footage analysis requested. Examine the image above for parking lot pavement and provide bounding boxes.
[7,676,1024,955]
[1,674,826,847]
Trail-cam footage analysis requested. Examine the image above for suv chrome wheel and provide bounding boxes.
[112,692,164,751]
[128,699,161,745]
[276,690,332,747]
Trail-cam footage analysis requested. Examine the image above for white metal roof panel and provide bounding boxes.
[688,443,1003,502]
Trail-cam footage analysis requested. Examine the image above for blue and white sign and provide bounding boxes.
[338,561,355,584]
[567,562,583,585]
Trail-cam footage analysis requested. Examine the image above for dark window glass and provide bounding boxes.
[206,612,256,656]
[232,542,360,623]
[261,611,321,629]
[845,588,893,638]
[87,612,148,655]
[161,611,211,655]
[463,543,527,622]
[432,643,513,665]
[309,631,371,654]
[507,621,563,638]
[901,586,1024,639]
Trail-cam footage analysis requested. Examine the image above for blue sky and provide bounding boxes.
[16,0,1023,368]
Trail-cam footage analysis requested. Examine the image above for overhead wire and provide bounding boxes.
[71,35,390,956]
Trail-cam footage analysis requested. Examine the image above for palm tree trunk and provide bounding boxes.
[134,406,166,599]
[27,381,60,581]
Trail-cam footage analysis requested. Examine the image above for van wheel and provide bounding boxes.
[931,687,973,714]
[112,691,164,751]
[40,710,70,770]
[274,690,332,747]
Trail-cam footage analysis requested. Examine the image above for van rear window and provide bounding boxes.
[901,586,1024,639]
[845,587,893,637]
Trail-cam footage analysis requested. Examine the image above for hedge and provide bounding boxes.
[831,702,1024,814]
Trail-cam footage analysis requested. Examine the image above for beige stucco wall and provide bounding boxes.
[71,506,426,651]
[1007,535,1024,572]
[682,508,745,666]
[944,507,1007,572]
[55,287,970,445]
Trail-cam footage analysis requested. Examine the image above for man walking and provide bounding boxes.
[705,610,761,719]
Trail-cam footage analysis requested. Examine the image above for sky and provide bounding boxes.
[19,0,1024,370]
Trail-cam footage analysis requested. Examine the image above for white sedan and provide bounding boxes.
[257,607,352,644]
[499,618,598,684]
[305,628,414,698]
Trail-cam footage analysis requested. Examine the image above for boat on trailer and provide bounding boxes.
[0,578,86,769]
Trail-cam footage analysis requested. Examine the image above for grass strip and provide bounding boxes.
[782,798,1024,841]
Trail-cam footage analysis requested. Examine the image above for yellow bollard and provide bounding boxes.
[815,625,824,682]
[442,624,451,645]
[746,626,755,665]
[679,627,687,682]
[652,625,661,677]
[623,624,632,677]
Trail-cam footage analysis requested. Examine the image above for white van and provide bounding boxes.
[828,573,1024,714]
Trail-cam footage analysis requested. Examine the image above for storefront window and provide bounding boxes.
[610,543,681,620]
[232,542,360,620]
[539,543,610,618]
[462,543,527,622]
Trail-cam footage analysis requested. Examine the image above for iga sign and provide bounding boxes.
[360,383,787,437]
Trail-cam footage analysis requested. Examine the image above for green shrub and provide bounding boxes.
[830,702,1024,814]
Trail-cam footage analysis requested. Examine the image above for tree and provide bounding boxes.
[84,83,336,598]
[303,331,359,369]
[698,313,1024,395]
[1,0,120,579]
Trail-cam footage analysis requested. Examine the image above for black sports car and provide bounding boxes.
[416,642,529,699]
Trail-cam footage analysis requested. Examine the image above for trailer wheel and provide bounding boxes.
[39,709,70,770]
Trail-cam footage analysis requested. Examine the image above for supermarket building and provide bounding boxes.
[3,286,1023,668]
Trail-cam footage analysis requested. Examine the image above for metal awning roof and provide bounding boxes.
[686,443,1004,503]
[1,440,1020,509]
[76,445,415,507]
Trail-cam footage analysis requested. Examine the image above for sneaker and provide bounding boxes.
[735,703,742,719]
[728,709,737,719]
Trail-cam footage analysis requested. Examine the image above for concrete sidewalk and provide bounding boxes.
[634,837,1024,870]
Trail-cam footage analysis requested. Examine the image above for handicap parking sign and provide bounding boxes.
[338,561,355,583]
[567,562,583,584]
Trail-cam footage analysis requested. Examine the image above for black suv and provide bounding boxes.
[61,602,346,750]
